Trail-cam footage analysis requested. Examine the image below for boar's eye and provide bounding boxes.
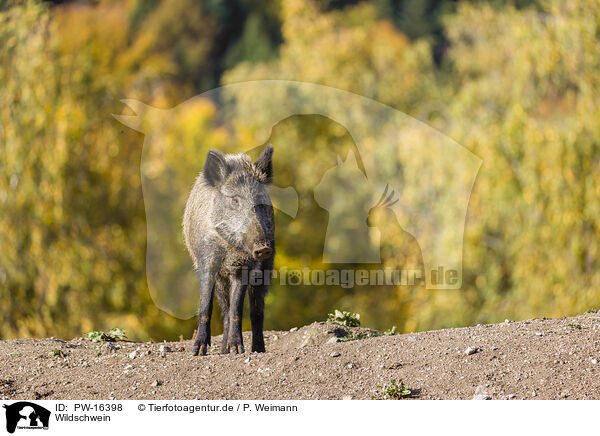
[229,196,241,209]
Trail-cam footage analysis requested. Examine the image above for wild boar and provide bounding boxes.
[183,145,275,355]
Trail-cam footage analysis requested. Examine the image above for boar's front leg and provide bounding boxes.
[249,263,271,353]
[228,276,247,354]
[248,285,266,353]
[192,257,221,356]
[192,294,212,356]
[213,277,230,354]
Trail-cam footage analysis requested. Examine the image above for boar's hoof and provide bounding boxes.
[220,341,229,354]
[192,343,208,356]
[229,344,245,354]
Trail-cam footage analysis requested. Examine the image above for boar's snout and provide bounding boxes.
[252,243,273,260]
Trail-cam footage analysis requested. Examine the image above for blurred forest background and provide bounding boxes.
[1,0,599,340]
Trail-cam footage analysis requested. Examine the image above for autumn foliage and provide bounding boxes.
[1,0,599,339]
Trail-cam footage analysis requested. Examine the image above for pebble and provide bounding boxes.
[290,327,298,332]
[591,359,598,365]
[232,382,239,387]
[151,380,161,387]
[159,345,171,353]
[465,346,479,356]
[244,357,251,363]
[329,352,341,357]
[129,351,137,359]
[472,385,491,400]
[327,337,338,344]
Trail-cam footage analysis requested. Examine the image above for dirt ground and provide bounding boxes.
[1,312,599,400]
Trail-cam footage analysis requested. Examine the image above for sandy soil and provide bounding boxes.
[1,312,599,400]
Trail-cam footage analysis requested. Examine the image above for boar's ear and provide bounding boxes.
[203,149,230,187]
[254,144,273,184]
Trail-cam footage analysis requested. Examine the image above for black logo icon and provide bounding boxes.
[3,402,50,434]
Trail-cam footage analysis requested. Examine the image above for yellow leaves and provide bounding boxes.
[125,24,179,76]
[563,166,575,184]
[53,1,129,65]
[2,0,600,339]
[167,98,217,147]
[228,0,435,113]
[444,0,600,326]
[403,318,417,333]
[280,0,323,43]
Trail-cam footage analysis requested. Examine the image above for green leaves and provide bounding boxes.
[87,328,127,343]
[49,349,66,358]
[373,379,412,400]
[383,326,397,336]
[327,310,361,327]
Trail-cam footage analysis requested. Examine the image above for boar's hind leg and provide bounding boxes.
[220,311,230,354]
[248,286,266,353]
[192,260,220,356]
[227,277,247,354]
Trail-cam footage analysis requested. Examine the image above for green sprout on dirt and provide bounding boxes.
[372,379,412,400]
[328,310,361,327]
[567,323,583,330]
[384,326,398,336]
[86,328,127,342]
[327,310,385,342]
[49,349,66,358]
